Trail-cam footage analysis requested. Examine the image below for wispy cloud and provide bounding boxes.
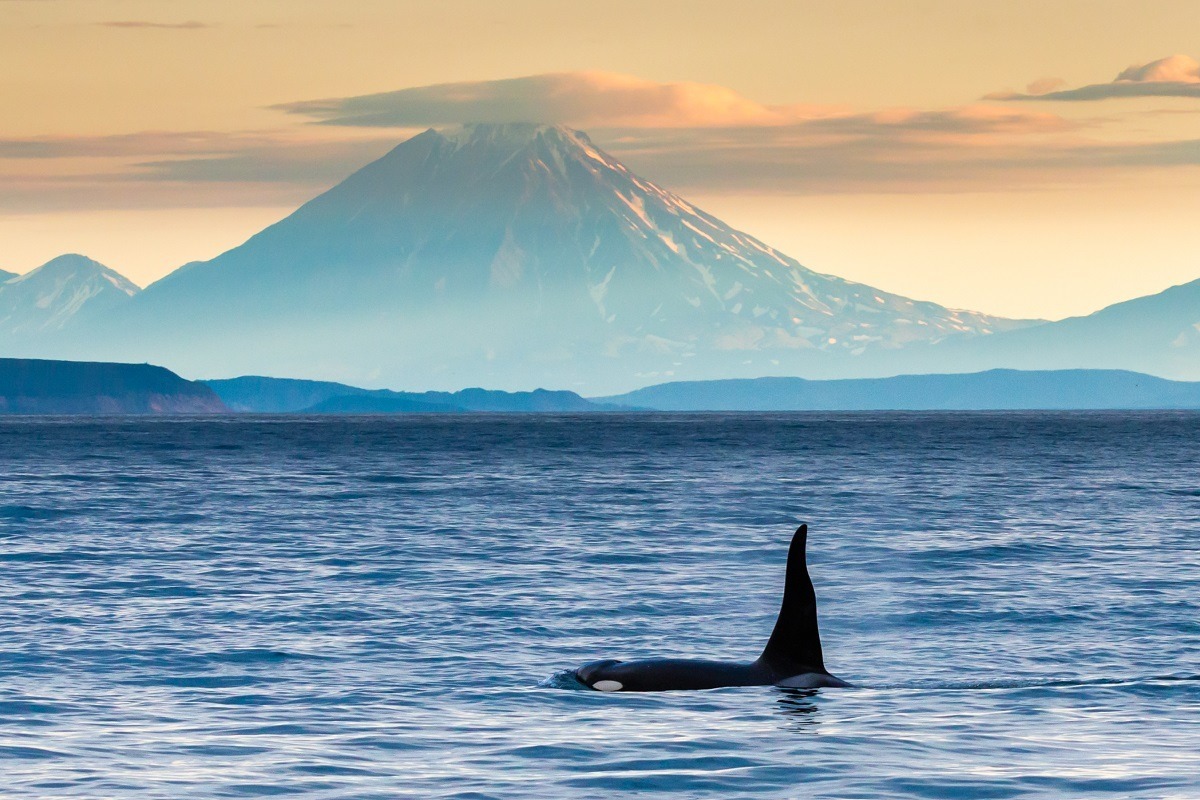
[270,71,1098,193]
[97,20,213,30]
[273,70,1198,194]
[3,71,1198,211]
[0,131,397,211]
[275,71,1076,145]
[607,127,1200,194]
[274,71,839,129]
[0,131,262,159]
[276,72,1077,142]
[988,54,1200,101]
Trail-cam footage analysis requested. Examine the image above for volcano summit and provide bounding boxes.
[36,123,1032,391]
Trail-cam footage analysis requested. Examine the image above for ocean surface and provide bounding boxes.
[2,413,1198,799]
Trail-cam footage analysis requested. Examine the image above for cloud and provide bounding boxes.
[274,71,837,129]
[989,54,1200,101]
[2,71,1196,212]
[0,131,398,212]
[809,105,1073,136]
[608,127,1200,195]
[97,20,212,30]
[272,71,1083,193]
[277,72,1074,140]
[0,131,400,173]
[1024,77,1067,96]
[131,141,393,184]
[1115,54,1200,83]
[0,131,262,159]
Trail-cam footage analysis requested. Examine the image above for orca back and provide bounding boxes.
[572,523,844,692]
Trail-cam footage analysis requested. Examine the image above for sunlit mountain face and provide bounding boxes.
[22,124,1036,391]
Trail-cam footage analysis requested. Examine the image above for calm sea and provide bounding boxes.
[2,413,1198,798]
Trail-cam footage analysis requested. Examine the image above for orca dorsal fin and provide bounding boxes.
[759,524,826,674]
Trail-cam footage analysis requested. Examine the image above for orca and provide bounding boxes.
[574,524,849,692]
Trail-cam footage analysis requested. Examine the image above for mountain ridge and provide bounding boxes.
[204,375,620,413]
[0,254,139,339]
[7,123,1191,387]
[912,277,1200,380]
[646,270,1200,384]
[38,123,1036,392]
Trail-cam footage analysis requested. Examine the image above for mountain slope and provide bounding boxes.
[0,269,16,283]
[57,123,1031,392]
[0,255,139,338]
[600,368,1200,410]
[914,278,1200,380]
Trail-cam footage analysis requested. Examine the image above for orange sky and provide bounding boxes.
[2,0,1199,319]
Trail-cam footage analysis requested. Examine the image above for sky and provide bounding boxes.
[2,0,1198,320]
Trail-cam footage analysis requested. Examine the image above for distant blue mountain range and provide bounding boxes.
[204,376,622,413]
[598,369,1200,411]
[206,368,1200,413]
[4,358,1200,414]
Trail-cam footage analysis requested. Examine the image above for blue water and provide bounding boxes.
[2,413,1199,798]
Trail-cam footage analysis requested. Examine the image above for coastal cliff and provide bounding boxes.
[0,358,227,414]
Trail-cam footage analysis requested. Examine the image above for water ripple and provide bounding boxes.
[0,413,1198,798]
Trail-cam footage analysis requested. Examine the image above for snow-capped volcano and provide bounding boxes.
[59,123,1034,390]
[0,254,139,338]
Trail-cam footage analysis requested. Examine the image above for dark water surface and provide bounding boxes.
[2,413,1198,798]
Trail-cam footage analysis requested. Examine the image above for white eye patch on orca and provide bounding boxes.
[592,680,623,692]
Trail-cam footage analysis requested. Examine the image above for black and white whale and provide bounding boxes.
[574,524,849,692]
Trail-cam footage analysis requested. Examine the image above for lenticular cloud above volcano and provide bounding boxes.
[274,72,831,129]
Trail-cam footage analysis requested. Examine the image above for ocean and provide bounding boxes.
[2,413,1198,798]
